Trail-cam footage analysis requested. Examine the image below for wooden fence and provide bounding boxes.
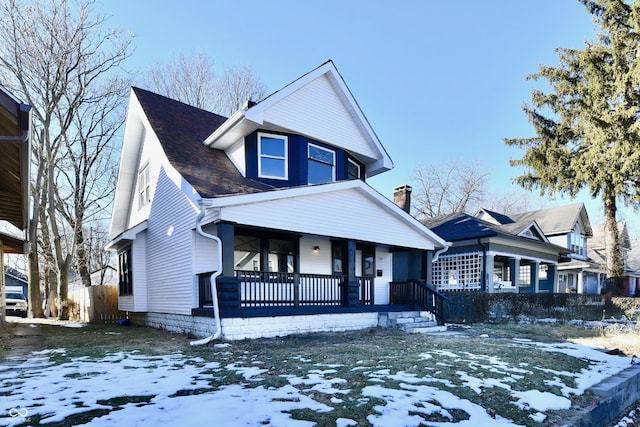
[68,285,125,324]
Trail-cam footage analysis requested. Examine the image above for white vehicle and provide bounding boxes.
[5,286,27,318]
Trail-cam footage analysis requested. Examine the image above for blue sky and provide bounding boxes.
[104,0,639,235]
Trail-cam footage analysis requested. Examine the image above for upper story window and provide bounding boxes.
[308,143,335,184]
[138,164,151,208]
[258,133,288,180]
[347,159,361,180]
[568,230,587,258]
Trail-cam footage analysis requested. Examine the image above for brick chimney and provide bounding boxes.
[393,184,412,214]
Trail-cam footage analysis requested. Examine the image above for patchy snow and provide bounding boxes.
[0,334,635,426]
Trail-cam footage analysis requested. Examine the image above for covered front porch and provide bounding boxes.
[192,222,447,322]
[431,249,560,294]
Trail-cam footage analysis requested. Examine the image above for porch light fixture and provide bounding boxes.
[312,246,320,255]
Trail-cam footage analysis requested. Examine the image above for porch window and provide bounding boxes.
[519,264,531,286]
[118,247,133,296]
[138,164,151,208]
[258,133,288,180]
[308,143,335,184]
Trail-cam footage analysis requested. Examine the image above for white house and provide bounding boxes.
[107,61,448,340]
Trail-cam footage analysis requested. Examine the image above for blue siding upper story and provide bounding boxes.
[244,131,364,187]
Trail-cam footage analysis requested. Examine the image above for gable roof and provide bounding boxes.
[507,203,592,237]
[132,87,273,198]
[423,212,566,256]
[423,212,499,242]
[203,60,393,177]
[204,179,448,250]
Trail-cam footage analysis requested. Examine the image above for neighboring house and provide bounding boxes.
[627,238,640,297]
[589,222,639,296]
[477,203,605,294]
[0,85,31,319]
[5,267,28,298]
[107,61,449,340]
[423,212,570,294]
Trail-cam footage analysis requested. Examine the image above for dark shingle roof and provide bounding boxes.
[132,87,273,198]
[422,212,499,242]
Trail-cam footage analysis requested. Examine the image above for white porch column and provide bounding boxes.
[577,271,584,294]
[485,253,495,293]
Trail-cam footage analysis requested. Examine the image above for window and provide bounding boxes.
[332,243,344,274]
[138,164,151,208]
[118,248,133,296]
[568,231,587,258]
[519,264,531,286]
[308,144,335,184]
[347,159,361,180]
[258,133,288,179]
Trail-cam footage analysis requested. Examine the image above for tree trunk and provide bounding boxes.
[76,226,92,288]
[603,195,624,294]
[28,251,44,318]
[58,255,71,320]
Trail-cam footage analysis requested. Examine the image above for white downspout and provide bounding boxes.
[432,242,451,263]
[190,200,223,346]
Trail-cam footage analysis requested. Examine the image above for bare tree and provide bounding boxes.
[145,51,267,116]
[146,51,218,111]
[214,64,267,116]
[412,160,488,219]
[0,0,132,318]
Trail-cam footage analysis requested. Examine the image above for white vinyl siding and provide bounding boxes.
[264,75,377,160]
[217,188,436,250]
[193,224,220,275]
[119,231,148,312]
[144,167,199,315]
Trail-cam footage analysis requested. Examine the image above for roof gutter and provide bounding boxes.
[203,110,245,147]
[190,200,223,345]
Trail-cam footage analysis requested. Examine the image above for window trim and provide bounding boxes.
[258,132,288,180]
[138,163,151,208]
[118,247,133,296]
[307,143,335,184]
[347,158,361,180]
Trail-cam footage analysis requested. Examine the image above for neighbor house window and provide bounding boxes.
[138,164,151,208]
[118,248,133,296]
[258,133,288,179]
[519,264,531,286]
[308,143,335,184]
[347,159,361,180]
[569,231,587,258]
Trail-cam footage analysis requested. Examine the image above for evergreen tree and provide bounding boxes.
[505,0,640,288]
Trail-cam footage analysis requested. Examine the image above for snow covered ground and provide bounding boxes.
[0,324,635,427]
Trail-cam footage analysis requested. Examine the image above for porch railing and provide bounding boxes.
[198,271,374,309]
[389,280,448,325]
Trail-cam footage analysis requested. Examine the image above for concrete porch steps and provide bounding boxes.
[378,311,446,334]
